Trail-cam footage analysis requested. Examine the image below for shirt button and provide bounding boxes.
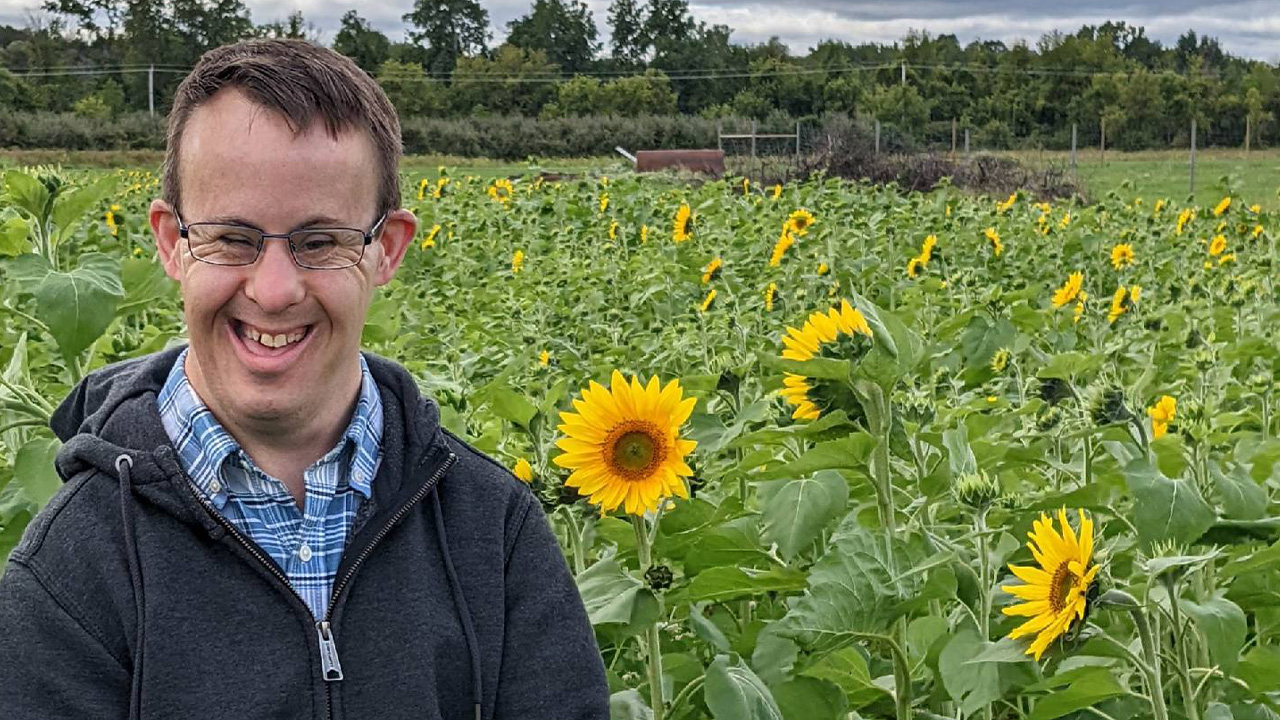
[209,479,222,494]
[298,544,313,563]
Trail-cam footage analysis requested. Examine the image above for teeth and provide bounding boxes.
[240,323,305,349]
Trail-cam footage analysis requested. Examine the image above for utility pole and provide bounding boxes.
[1071,123,1078,180]
[1190,118,1197,195]
[148,65,155,117]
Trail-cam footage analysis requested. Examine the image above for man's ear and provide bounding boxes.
[372,208,417,285]
[150,198,185,282]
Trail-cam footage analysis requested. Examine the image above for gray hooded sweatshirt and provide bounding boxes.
[0,346,609,720]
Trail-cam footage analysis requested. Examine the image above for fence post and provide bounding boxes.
[1190,117,1197,196]
[1100,117,1106,164]
[964,128,970,155]
[874,119,881,156]
[951,119,957,157]
[148,65,155,117]
[1246,114,1251,157]
[795,120,801,158]
[751,120,757,158]
[1071,123,1078,180]
[717,122,722,152]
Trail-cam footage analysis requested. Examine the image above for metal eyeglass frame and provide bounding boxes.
[174,210,389,270]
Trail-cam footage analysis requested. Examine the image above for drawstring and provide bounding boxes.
[432,489,483,720]
[115,454,145,720]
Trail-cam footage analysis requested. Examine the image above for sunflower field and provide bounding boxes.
[4,164,1280,720]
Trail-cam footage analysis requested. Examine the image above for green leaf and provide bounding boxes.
[960,314,1015,371]
[1036,352,1102,381]
[944,424,977,477]
[688,603,732,652]
[0,215,31,256]
[800,646,890,710]
[758,470,849,560]
[731,410,855,449]
[761,353,851,382]
[1026,667,1125,720]
[576,557,657,632]
[750,625,798,686]
[486,387,538,428]
[608,689,653,720]
[0,511,33,573]
[681,523,772,576]
[1225,539,1280,578]
[2,170,50,221]
[847,289,897,358]
[1181,595,1247,674]
[687,566,807,603]
[14,438,62,510]
[770,676,847,720]
[964,636,1039,664]
[1237,645,1280,695]
[1123,458,1216,547]
[51,175,117,245]
[118,256,176,313]
[703,653,784,720]
[8,252,125,361]
[755,433,874,480]
[1212,463,1267,521]
[939,629,1036,716]
[1144,549,1222,579]
[778,522,944,651]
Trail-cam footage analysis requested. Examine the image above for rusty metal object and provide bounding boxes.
[634,149,724,177]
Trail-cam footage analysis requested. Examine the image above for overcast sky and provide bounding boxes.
[3,0,1279,64]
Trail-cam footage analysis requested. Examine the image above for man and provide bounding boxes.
[0,39,609,720]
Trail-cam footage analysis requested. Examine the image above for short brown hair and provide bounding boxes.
[163,39,401,218]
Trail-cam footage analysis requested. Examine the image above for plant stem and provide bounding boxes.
[633,515,665,720]
[667,674,705,719]
[562,508,586,576]
[1132,606,1171,720]
[1163,576,1201,720]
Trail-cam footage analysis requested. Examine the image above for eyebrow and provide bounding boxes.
[200,215,352,231]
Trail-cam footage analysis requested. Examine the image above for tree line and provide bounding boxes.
[2,0,1279,151]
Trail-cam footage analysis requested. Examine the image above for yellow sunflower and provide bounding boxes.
[553,371,698,516]
[1107,285,1140,324]
[816,262,830,276]
[1148,395,1176,439]
[1052,272,1084,308]
[511,249,525,274]
[764,282,777,311]
[786,209,816,237]
[1110,243,1135,270]
[512,458,534,483]
[599,193,609,214]
[1208,234,1227,256]
[984,227,1004,257]
[673,203,693,243]
[997,192,1017,213]
[488,178,514,204]
[769,230,796,267]
[421,224,442,249]
[699,288,717,313]
[417,178,429,201]
[1213,196,1231,217]
[771,184,783,200]
[1176,208,1194,235]
[779,300,873,421]
[702,257,723,284]
[1002,508,1100,661]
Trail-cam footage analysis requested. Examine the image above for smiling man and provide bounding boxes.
[0,40,608,720]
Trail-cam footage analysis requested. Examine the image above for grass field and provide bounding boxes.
[1009,147,1280,208]
[5,147,1280,208]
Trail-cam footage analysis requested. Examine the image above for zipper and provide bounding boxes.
[179,448,457,720]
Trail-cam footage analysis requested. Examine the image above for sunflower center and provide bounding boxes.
[1049,561,1077,613]
[604,421,668,482]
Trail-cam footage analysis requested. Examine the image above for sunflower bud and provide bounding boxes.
[645,564,674,591]
[1090,386,1134,426]
[952,470,1001,509]
[1037,377,1074,406]
[1036,405,1064,432]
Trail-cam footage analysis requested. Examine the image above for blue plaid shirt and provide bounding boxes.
[157,349,383,620]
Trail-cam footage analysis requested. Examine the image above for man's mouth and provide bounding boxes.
[232,319,313,357]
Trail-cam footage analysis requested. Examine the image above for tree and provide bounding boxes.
[643,0,693,50]
[506,0,598,74]
[333,10,391,73]
[258,11,320,42]
[450,44,557,115]
[401,0,489,76]
[376,59,447,116]
[607,0,646,64]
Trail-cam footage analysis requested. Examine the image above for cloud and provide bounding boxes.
[1,0,1277,62]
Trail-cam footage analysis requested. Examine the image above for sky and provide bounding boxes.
[2,0,1279,64]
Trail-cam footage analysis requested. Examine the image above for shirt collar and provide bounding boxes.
[157,348,382,503]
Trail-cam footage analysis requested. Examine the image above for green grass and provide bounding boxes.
[1007,148,1280,208]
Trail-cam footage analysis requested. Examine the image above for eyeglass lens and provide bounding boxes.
[187,225,366,269]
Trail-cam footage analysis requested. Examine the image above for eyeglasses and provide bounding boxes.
[175,211,388,270]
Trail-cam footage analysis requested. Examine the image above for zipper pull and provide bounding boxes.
[316,621,344,681]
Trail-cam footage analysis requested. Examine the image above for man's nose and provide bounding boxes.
[243,238,306,312]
